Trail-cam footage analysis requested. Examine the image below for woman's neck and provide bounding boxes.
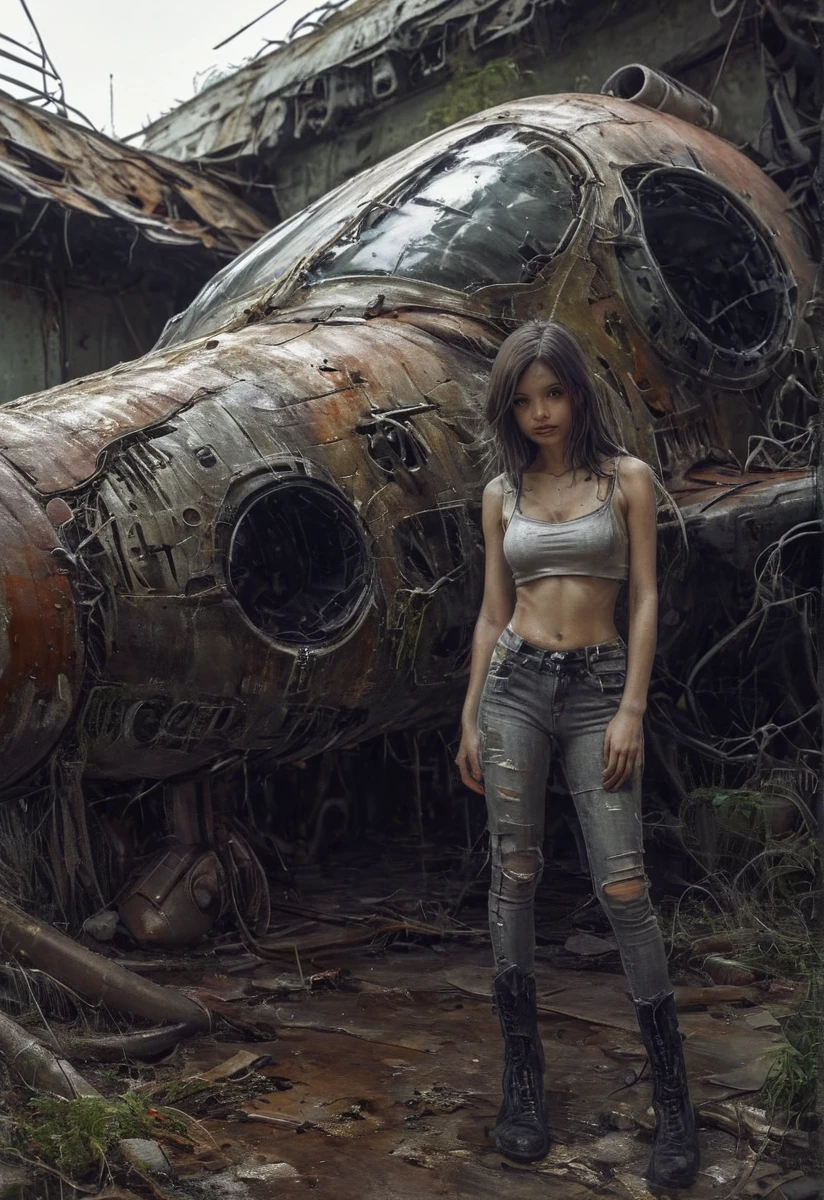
[530,444,571,475]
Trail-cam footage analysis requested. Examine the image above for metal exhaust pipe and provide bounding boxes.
[601,63,720,131]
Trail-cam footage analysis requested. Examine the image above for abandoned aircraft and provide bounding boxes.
[0,79,817,943]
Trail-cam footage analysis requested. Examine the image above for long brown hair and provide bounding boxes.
[484,320,626,482]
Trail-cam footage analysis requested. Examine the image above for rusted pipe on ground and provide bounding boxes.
[0,898,210,1031]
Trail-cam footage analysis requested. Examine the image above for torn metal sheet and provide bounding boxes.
[0,91,267,255]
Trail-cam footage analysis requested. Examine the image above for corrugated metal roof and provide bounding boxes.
[0,90,268,254]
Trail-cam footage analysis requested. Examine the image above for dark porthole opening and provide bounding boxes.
[620,166,791,360]
[228,479,371,646]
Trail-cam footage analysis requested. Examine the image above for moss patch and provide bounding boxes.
[7,1092,183,1178]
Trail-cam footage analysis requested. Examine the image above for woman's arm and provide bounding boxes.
[456,476,516,794]
[603,457,658,791]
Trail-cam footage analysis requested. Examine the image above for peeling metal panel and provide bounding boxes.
[0,93,268,255]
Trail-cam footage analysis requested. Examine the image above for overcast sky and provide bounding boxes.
[2,0,326,139]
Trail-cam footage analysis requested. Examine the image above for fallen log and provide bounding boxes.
[0,1008,182,1190]
[0,898,210,1031]
[699,1099,809,1150]
[0,1009,98,1099]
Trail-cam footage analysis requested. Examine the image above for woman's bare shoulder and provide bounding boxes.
[483,473,509,502]
[614,455,655,486]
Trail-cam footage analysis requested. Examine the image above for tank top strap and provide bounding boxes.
[501,474,518,532]
[607,455,620,502]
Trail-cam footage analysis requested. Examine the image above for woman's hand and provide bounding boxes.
[456,725,485,795]
[602,709,644,791]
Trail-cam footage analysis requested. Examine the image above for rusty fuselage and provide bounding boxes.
[0,94,816,791]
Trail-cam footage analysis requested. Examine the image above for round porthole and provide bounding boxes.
[227,477,372,646]
[617,166,794,382]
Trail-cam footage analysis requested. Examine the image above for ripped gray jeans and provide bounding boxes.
[478,624,671,1002]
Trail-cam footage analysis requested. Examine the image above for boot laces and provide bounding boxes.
[510,1042,539,1122]
[657,1091,690,1132]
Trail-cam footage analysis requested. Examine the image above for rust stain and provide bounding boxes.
[0,460,80,787]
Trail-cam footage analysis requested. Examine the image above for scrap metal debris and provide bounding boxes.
[0,92,267,254]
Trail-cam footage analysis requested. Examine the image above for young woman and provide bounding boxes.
[455,320,699,1189]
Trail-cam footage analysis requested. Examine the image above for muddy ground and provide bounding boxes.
[0,841,813,1200]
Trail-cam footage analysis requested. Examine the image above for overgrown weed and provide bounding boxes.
[671,776,820,1125]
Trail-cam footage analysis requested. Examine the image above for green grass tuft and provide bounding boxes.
[6,1091,183,1178]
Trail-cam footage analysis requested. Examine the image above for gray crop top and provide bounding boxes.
[502,464,629,585]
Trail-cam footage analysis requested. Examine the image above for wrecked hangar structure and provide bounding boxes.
[0,87,818,942]
[141,0,777,221]
[0,90,269,404]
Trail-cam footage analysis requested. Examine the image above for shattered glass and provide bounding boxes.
[155,200,335,349]
[310,128,575,291]
[157,127,576,348]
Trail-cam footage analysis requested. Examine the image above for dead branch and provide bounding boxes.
[31,1021,194,1063]
[698,1099,808,1151]
[0,1008,98,1099]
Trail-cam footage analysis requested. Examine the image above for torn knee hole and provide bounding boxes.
[501,848,543,882]
[603,877,646,903]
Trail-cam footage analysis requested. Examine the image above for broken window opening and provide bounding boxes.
[618,166,792,380]
[309,127,577,293]
[156,127,577,348]
[228,478,371,646]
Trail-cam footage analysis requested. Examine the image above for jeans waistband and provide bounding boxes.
[501,624,625,667]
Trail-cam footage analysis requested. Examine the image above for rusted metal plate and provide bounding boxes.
[0,93,268,255]
[0,459,80,787]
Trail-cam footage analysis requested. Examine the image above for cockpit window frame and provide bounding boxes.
[154,121,584,349]
[306,125,582,296]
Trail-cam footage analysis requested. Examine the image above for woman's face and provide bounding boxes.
[511,360,573,448]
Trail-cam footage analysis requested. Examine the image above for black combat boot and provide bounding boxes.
[634,990,699,1189]
[491,965,550,1162]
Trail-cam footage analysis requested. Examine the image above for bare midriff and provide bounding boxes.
[510,575,623,650]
